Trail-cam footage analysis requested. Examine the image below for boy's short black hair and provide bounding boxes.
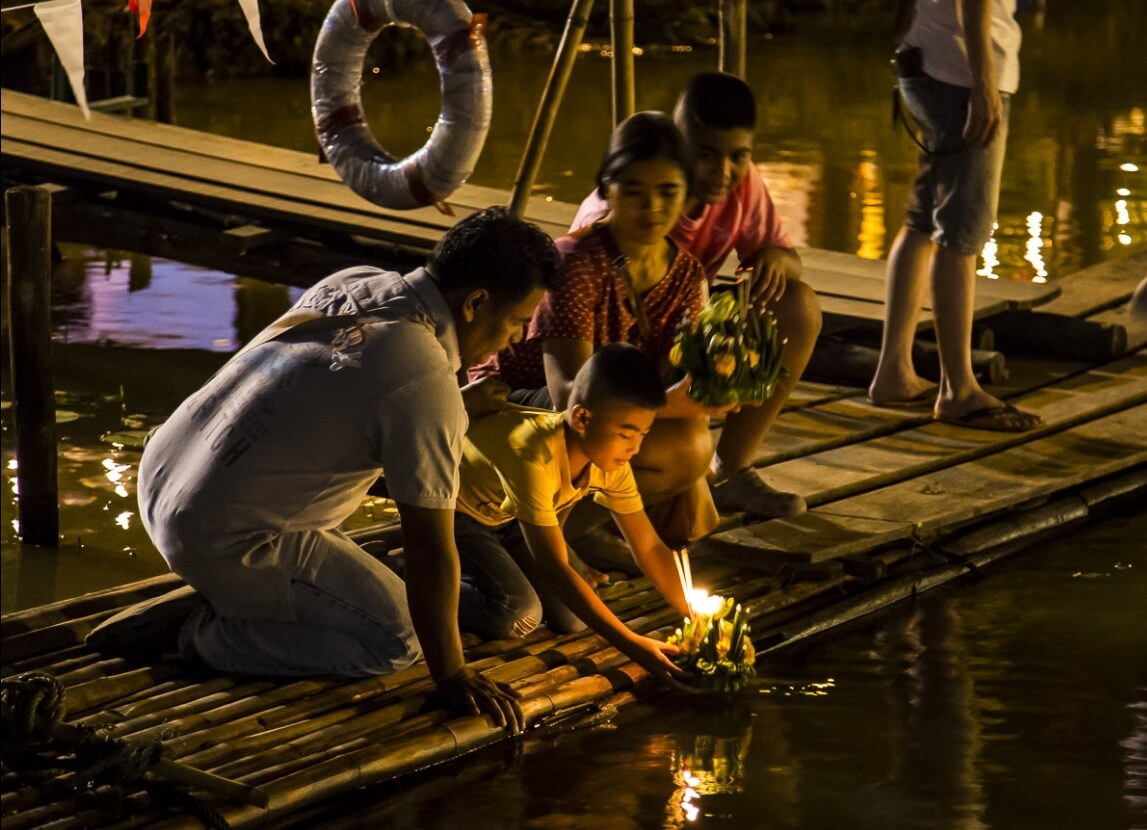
[570,343,667,412]
[673,72,757,133]
[594,111,694,199]
[431,207,563,310]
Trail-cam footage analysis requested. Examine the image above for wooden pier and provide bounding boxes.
[2,89,1060,328]
[2,91,1146,828]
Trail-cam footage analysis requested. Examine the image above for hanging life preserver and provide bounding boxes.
[311,0,492,211]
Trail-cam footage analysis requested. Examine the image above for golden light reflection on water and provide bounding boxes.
[977,225,1000,279]
[1024,211,1049,283]
[855,154,886,261]
[666,710,754,826]
[754,677,838,697]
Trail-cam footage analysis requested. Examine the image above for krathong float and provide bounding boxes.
[311,0,492,212]
[669,280,786,407]
[666,548,756,693]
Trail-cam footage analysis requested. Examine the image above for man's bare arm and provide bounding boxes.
[397,503,524,732]
[960,0,1003,146]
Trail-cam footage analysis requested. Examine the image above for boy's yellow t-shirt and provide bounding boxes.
[457,408,644,527]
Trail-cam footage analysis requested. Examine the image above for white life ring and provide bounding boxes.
[311,0,492,211]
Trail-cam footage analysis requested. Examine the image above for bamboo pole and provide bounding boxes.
[223,693,440,784]
[93,677,262,725]
[101,678,282,737]
[610,0,635,125]
[194,696,442,779]
[507,0,596,218]
[718,0,747,79]
[2,610,123,664]
[132,671,433,754]
[12,794,153,830]
[5,186,59,547]
[156,33,176,124]
[61,724,271,807]
[0,573,183,637]
[65,664,185,715]
[143,28,159,122]
[245,670,647,820]
[53,657,140,686]
[3,645,94,676]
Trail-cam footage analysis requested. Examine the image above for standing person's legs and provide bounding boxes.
[929,244,1039,428]
[930,244,982,402]
[921,90,1040,429]
[869,225,935,404]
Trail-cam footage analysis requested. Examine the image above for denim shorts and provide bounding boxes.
[899,74,1011,256]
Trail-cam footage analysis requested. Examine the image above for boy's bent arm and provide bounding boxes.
[611,508,690,618]
[397,503,524,733]
[519,521,684,683]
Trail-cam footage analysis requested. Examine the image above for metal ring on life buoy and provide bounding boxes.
[311,0,492,211]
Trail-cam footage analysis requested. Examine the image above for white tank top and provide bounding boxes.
[905,0,1022,94]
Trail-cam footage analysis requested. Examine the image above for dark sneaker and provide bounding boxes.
[710,468,807,519]
[86,585,206,662]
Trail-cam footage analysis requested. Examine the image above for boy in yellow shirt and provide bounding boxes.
[455,343,690,684]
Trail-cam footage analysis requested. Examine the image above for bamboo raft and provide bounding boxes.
[3,252,1144,828]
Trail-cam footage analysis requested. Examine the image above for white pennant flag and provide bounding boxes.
[236,0,274,64]
[34,0,90,119]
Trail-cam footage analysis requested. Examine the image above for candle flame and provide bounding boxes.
[689,589,726,617]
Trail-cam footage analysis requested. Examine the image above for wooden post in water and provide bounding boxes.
[5,186,60,547]
[610,0,635,125]
[143,27,159,121]
[718,0,747,79]
[507,0,595,218]
[157,33,177,123]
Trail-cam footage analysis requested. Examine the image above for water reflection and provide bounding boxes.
[667,706,754,825]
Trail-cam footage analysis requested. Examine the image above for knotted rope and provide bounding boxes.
[2,671,231,829]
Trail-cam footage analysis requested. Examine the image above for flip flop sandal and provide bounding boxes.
[937,403,1043,433]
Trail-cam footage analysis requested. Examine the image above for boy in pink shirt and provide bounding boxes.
[573,73,822,518]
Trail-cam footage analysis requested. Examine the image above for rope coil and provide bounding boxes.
[2,672,231,830]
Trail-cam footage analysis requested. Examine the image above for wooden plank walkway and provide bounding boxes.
[2,90,1059,326]
[2,252,1143,828]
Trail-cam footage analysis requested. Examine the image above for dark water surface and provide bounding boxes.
[298,512,1147,830]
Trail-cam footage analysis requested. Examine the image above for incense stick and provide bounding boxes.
[680,547,694,598]
[672,549,691,616]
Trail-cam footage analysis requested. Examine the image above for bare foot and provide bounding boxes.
[868,375,938,408]
[566,545,610,588]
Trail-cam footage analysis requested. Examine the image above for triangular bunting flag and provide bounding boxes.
[236,0,274,64]
[34,0,90,119]
[128,0,153,39]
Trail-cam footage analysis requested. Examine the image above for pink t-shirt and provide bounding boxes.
[570,170,794,282]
